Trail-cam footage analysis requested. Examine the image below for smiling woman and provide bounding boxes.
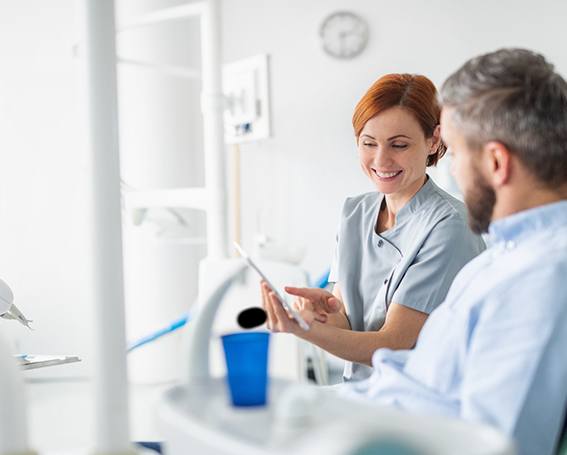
[357,106,440,230]
[262,73,486,382]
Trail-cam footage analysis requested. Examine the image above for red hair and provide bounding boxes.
[352,74,446,166]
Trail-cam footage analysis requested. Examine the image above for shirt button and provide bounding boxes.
[377,239,384,247]
[384,278,388,285]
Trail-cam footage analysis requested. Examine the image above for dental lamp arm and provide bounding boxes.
[183,261,247,385]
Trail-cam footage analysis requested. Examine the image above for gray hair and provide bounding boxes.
[440,48,567,187]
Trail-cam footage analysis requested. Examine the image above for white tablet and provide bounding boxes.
[233,242,310,331]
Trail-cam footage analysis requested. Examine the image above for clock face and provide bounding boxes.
[319,11,369,59]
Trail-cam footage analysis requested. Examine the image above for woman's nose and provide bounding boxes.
[371,147,392,166]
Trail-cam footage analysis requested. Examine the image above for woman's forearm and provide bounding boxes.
[295,321,414,366]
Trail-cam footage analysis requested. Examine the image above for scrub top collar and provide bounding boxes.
[378,176,437,229]
[488,199,567,246]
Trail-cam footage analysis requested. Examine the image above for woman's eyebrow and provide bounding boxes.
[360,133,412,141]
[387,134,411,141]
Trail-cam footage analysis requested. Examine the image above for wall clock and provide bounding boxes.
[319,11,369,59]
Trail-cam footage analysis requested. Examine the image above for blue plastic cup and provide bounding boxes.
[221,331,270,407]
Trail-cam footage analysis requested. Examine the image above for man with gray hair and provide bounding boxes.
[341,48,567,455]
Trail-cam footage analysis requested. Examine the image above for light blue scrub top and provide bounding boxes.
[340,200,567,455]
[329,177,485,381]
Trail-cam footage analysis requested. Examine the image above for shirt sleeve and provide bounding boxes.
[392,218,484,314]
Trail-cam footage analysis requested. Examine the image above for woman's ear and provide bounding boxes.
[428,125,442,155]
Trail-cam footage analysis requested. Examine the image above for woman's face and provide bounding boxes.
[357,106,438,199]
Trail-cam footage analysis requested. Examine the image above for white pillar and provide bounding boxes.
[81,0,133,452]
[201,0,228,259]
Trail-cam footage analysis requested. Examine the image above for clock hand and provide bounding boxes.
[339,31,347,56]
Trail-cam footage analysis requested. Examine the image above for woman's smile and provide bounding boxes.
[372,169,404,181]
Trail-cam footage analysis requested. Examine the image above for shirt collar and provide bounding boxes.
[395,176,437,222]
[488,200,567,245]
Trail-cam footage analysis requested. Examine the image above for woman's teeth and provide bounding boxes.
[375,170,401,178]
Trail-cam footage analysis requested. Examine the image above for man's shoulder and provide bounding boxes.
[455,230,567,310]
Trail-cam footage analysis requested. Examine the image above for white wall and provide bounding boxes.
[221,0,567,277]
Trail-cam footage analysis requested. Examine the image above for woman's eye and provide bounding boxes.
[391,143,408,149]
[362,142,376,147]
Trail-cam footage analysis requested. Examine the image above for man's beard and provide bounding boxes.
[464,169,496,234]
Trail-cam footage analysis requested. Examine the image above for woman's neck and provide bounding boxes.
[376,199,395,233]
[376,175,428,233]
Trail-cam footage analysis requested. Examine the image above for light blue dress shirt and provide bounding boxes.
[341,200,567,455]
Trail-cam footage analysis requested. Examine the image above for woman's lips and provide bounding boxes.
[373,169,403,181]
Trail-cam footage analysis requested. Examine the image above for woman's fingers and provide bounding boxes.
[300,296,314,311]
[327,297,342,312]
[261,282,276,330]
[292,296,328,323]
[260,283,270,312]
[265,296,278,331]
[297,296,326,322]
[268,291,295,332]
[262,280,294,332]
[285,286,326,300]
[292,299,301,312]
[285,286,339,313]
[297,308,316,326]
[263,283,321,332]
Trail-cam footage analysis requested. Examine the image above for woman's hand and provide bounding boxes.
[261,281,324,333]
[286,286,350,330]
[284,286,343,318]
[260,282,344,333]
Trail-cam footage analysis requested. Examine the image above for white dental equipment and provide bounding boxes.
[233,242,310,331]
[0,278,33,330]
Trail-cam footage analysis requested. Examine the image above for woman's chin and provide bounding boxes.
[372,179,402,195]
[370,170,404,191]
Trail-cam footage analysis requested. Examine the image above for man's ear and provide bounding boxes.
[483,141,512,187]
